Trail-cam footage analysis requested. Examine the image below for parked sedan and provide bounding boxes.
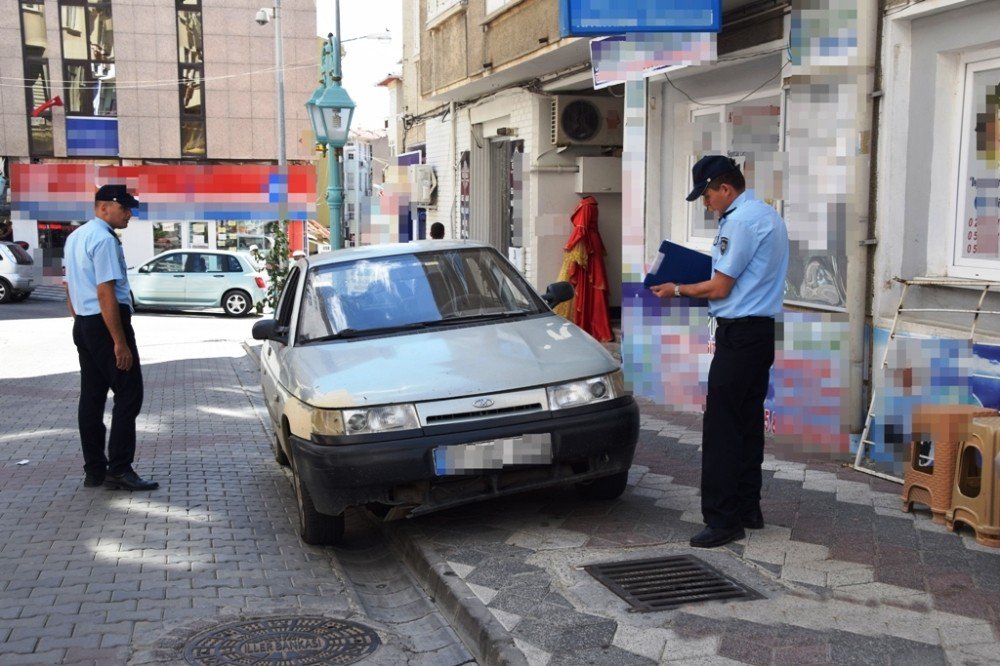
[0,240,36,303]
[128,249,266,316]
[253,240,639,545]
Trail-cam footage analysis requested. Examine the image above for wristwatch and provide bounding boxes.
[674,284,682,297]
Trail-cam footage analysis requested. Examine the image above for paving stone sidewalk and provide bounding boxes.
[0,305,468,665]
[391,402,1000,665]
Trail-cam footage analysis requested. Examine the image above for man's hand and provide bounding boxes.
[113,341,134,371]
[650,282,676,299]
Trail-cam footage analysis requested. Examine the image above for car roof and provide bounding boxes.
[307,240,491,267]
[159,248,242,256]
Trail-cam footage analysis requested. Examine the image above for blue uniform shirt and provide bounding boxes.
[710,190,789,318]
[65,217,132,316]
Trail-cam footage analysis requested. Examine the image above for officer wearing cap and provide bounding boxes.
[651,155,788,548]
[64,184,158,491]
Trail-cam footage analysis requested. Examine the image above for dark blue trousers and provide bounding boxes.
[701,318,775,529]
[72,305,143,478]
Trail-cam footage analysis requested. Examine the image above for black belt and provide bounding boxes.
[715,315,774,326]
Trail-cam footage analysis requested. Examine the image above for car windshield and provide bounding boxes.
[297,247,546,342]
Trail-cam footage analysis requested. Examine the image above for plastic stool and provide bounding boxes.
[902,405,996,524]
[947,416,1000,548]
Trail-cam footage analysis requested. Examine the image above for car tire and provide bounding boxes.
[291,455,344,545]
[0,278,11,304]
[575,470,629,501]
[222,289,252,316]
[272,427,290,467]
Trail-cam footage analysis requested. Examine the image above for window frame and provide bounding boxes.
[58,0,117,118]
[176,0,206,158]
[949,51,1000,280]
[19,0,55,156]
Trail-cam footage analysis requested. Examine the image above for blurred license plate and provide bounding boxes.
[433,434,552,475]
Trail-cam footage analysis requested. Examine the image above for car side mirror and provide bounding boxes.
[542,281,574,308]
[252,319,287,343]
[138,265,150,274]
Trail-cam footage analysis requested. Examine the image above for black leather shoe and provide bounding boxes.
[689,525,745,548]
[83,474,105,488]
[741,510,765,530]
[105,471,159,491]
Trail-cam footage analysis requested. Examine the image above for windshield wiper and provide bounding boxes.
[430,311,534,325]
[304,322,431,342]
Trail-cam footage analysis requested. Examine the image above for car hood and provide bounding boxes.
[282,315,619,408]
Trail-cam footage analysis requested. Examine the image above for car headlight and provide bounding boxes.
[342,404,420,435]
[311,404,420,438]
[547,371,623,410]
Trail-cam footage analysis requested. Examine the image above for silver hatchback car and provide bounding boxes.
[253,241,639,545]
[0,241,36,303]
[128,249,267,316]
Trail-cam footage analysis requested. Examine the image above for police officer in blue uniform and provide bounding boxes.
[64,185,158,491]
[651,156,788,548]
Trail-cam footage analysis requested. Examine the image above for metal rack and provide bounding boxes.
[854,276,1000,482]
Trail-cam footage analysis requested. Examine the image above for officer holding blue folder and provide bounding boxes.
[651,156,788,548]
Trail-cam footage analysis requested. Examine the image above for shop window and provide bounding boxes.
[957,444,983,498]
[189,222,209,248]
[686,96,782,248]
[153,222,182,254]
[951,55,1000,280]
[19,1,54,156]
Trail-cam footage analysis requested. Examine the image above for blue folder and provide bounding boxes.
[643,240,712,288]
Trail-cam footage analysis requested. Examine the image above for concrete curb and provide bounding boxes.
[381,520,529,666]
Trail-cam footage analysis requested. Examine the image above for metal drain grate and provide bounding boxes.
[585,555,762,612]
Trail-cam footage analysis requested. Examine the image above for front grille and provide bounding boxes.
[585,555,761,612]
[425,403,544,424]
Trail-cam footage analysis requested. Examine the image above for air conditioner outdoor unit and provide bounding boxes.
[408,164,437,205]
[551,95,624,147]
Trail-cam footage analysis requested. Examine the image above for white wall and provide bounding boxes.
[875,0,1000,333]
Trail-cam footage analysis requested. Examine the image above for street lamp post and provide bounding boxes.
[305,1,355,250]
[256,0,290,244]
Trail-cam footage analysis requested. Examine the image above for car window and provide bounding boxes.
[225,255,243,272]
[3,243,33,265]
[148,253,186,273]
[275,267,300,328]
[185,254,210,272]
[296,248,546,342]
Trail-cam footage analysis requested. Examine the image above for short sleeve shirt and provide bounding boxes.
[710,190,789,318]
[64,217,132,316]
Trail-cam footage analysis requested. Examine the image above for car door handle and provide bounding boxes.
[213,275,224,278]
[173,275,185,278]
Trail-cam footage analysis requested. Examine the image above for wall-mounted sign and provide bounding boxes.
[560,0,721,37]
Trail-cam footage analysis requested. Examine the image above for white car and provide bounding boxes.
[0,241,35,303]
[253,240,639,545]
[128,249,267,316]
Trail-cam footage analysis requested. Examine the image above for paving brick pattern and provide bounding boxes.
[396,406,1000,665]
[0,303,467,665]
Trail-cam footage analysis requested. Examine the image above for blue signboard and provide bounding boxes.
[560,0,721,36]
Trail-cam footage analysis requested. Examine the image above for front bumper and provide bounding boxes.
[289,396,639,516]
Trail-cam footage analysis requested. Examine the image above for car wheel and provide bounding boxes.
[290,455,344,545]
[222,289,252,316]
[0,278,11,304]
[575,470,629,501]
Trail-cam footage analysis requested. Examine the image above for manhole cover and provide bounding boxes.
[183,616,381,665]
[585,555,762,612]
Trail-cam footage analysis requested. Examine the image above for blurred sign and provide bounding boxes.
[590,32,716,88]
[560,0,721,36]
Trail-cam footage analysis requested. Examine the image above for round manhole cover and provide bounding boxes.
[183,616,381,665]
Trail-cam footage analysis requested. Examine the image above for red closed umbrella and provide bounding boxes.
[553,196,613,342]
